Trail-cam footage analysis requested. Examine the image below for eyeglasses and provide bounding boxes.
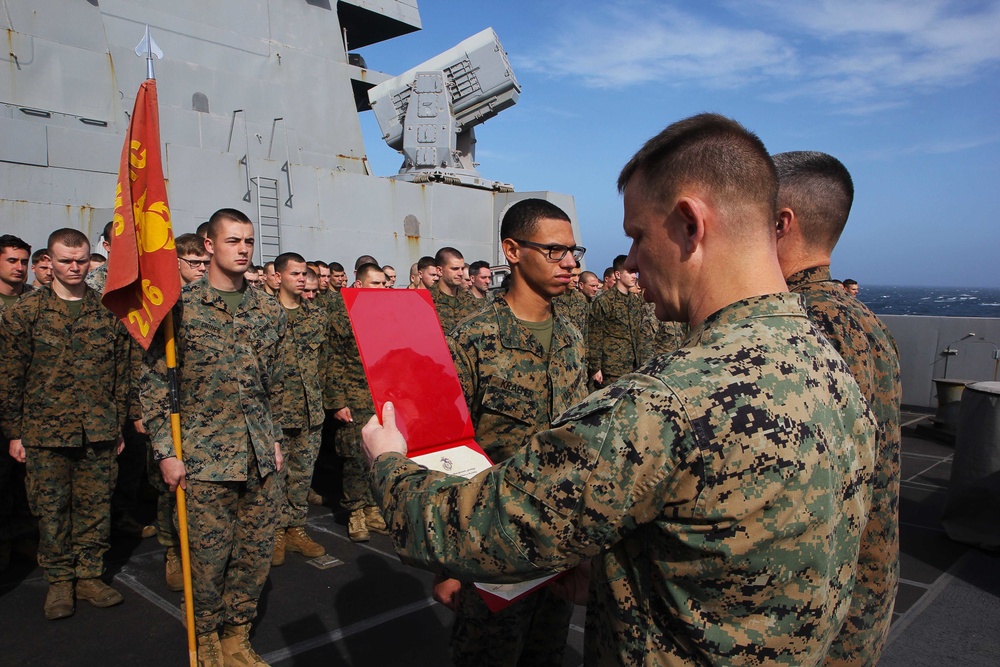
[179,257,210,268]
[511,239,586,262]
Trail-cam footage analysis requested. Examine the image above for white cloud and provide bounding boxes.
[520,0,1000,109]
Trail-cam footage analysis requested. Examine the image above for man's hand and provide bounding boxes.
[362,402,408,466]
[115,434,125,455]
[8,439,25,463]
[133,418,147,435]
[160,457,187,492]
[548,560,592,605]
[432,576,462,611]
[275,442,283,472]
[333,407,353,423]
[592,370,603,385]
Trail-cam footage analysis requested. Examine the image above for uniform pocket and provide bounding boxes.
[481,376,536,425]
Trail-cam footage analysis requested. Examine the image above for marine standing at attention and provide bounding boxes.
[2,228,132,620]
[142,208,286,667]
[773,150,902,667]
[270,252,334,566]
[437,198,588,666]
[362,113,877,666]
[431,246,478,333]
[587,253,650,388]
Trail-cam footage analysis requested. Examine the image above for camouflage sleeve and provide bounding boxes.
[0,304,31,439]
[369,378,691,582]
[446,334,477,413]
[586,299,604,376]
[140,323,175,460]
[115,321,134,431]
[267,308,288,441]
[326,325,349,410]
[320,310,337,412]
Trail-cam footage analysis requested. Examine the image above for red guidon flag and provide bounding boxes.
[103,79,181,349]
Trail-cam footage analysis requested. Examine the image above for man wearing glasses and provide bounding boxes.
[436,198,588,666]
[175,233,210,285]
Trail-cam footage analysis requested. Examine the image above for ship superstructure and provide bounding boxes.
[0,0,578,268]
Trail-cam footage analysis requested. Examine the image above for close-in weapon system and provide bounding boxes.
[368,28,519,191]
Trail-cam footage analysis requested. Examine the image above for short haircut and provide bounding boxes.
[305,269,318,281]
[417,256,436,272]
[772,151,854,252]
[263,261,275,271]
[274,252,306,272]
[434,247,463,267]
[175,233,208,257]
[469,260,490,275]
[90,253,107,262]
[206,208,253,241]
[355,255,378,271]
[843,279,857,287]
[500,198,571,241]
[603,267,615,280]
[612,254,628,272]
[580,270,598,282]
[31,248,49,263]
[329,262,345,273]
[0,234,31,255]
[48,228,90,251]
[382,264,395,273]
[102,220,114,245]
[618,113,777,238]
[356,262,383,283]
[313,260,329,270]
[196,221,211,238]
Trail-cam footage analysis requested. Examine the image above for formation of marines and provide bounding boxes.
[0,112,900,667]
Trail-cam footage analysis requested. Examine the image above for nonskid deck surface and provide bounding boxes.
[1,413,995,666]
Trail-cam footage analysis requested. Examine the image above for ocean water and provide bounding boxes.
[859,285,1000,318]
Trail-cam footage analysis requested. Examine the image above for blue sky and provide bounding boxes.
[356,1,1000,288]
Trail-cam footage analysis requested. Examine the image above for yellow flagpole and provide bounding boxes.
[163,311,197,667]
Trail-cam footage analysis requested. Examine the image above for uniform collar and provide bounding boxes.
[785,265,833,290]
[493,295,571,357]
[686,292,807,345]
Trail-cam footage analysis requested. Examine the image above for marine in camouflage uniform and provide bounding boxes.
[142,259,286,638]
[642,300,688,361]
[324,277,388,540]
[446,292,587,666]
[587,284,650,386]
[773,149,902,667]
[431,279,479,334]
[272,257,335,562]
[553,285,589,339]
[1,281,132,601]
[370,293,876,666]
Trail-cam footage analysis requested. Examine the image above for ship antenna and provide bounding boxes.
[134,24,163,80]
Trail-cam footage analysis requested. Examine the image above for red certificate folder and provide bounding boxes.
[342,288,560,611]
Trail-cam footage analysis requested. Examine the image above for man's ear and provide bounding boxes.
[501,238,520,266]
[775,208,794,240]
[674,197,707,255]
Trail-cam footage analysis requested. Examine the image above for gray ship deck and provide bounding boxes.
[1,412,997,666]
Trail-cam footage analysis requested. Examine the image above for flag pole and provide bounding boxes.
[135,25,196,667]
[164,312,197,667]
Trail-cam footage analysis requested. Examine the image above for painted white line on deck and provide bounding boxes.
[899,520,947,533]
[905,457,953,483]
[900,479,948,493]
[901,451,953,461]
[884,550,971,647]
[898,578,933,589]
[117,569,184,621]
[262,597,437,663]
[306,519,400,560]
[901,414,932,428]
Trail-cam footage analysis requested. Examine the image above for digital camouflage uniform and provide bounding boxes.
[431,282,480,334]
[371,293,876,666]
[446,295,588,667]
[84,263,107,292]
[324,291,376,512]
[0,285,34,550]
[587,287,651,385]
[0,286,132,583]
[276,299,333,529]
[787,266,902,667]
[142,279,285,635]
[553,287,589,339]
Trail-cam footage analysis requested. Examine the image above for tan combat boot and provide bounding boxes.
[76,577,124,607]
[44,580,75,620]
[306,489,325,506]
[196,631,224,667]
[271,528,286,566]
[348,508,370,543]
[284,526,325,557]
[219,622,270,667]
[165,547,184,591]
[363,506,389,535]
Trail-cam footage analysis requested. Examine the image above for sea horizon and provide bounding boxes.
[858,284,1000,318]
